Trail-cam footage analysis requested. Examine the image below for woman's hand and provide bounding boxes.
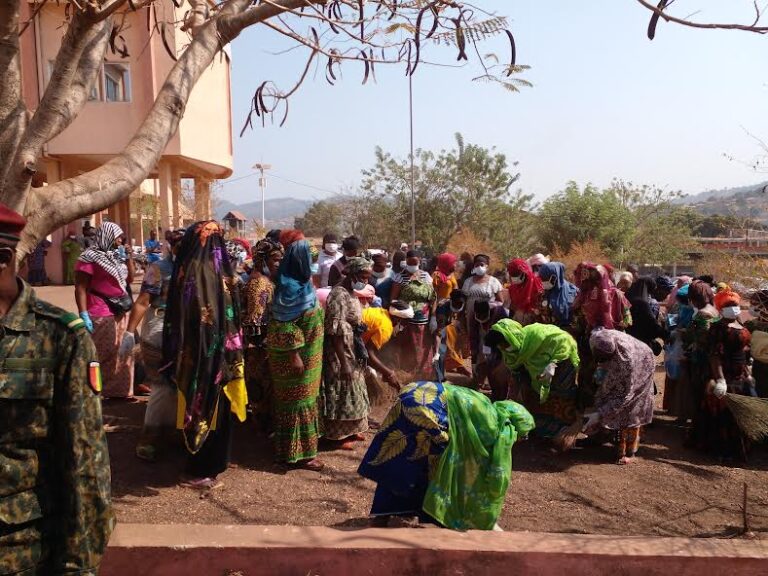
[383,370,401,390]
[289,351,304,374]
[340,360,354,379]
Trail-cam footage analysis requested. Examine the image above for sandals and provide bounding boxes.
[288,458,325,472]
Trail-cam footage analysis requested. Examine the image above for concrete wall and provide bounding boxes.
[100,524,768,576]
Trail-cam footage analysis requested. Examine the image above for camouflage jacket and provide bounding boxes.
[0,281,114,575]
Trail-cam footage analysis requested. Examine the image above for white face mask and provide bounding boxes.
[352,281,367,291]
[541,279,555,290]
[721,306,740,320]
[324,243,338,254]
[472,265,488,277]
[371,269,387,279]
[405,264,419,274]
[510,275,524,285]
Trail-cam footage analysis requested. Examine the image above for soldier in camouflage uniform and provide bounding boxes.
[0,204,114,575]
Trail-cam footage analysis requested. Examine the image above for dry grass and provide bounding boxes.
[726,394,768,443]
[445,228,503,272]
[695,252,768,292]
[551,240,609,281]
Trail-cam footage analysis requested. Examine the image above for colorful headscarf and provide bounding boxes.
[279,229,305,248]
[573,262,629,330]
[538,262,578,327]
[714,288,740,311]
[434,252,458,284]
[77,221,127,289]
[252,237,284,269]
[506,258,543,314]
[272,239,317,322]
[162,220,247,454]
[490,319,580,402]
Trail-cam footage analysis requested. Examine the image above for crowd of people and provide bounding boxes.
[4,198,768,574]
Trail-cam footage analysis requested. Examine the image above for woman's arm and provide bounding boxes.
[126,253,135,285]
[126,292,151,334]
[74,271,91,315]
[333,334,352,377]
[366,343,399,388]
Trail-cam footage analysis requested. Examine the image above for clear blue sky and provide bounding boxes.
[220,0,768,206]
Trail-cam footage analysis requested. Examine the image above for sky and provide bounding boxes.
[220,0,768,206]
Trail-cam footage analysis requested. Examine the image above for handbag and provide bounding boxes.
[91,287,133,317]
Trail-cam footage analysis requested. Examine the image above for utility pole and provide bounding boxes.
[252,163,272,230]
[408,74,416,247]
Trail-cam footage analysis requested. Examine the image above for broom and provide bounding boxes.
[725,394,768,443]
[553,414,584,452]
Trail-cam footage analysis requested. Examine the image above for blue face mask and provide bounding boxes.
[310,263,320,275]
[352,280,367,291]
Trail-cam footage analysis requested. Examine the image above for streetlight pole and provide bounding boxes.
[408,74,416,247]
[252,162,272,230]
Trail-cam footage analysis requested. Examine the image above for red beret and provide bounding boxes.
[0,203,26,243]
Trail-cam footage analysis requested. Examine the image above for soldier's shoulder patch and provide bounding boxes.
[88,362,103,395]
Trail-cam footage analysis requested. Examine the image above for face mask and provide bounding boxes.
[721,306,740,320]
[371,269,387,279]
[324,243,338,254]
[310,263,320,275]
[541,279,555,290]
[472,265,487,277]
[405,264,419,274]
[510,275,524,285]
[352,280,367,291]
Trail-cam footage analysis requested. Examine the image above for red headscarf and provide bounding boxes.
[573,262,628,330]
[279,229,305,248]
[434,252,458,283]
[713,288,739,311]
[506,258,543,314]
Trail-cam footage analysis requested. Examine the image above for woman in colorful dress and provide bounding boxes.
[462,254,503,381]
[75,222,135,398]
[391,250,437,378]
[585,329,656,464]
[486,319,581,439]
[322,257,373,449]
[243,237,284,430]
[432,252,458,301]
[679,280,719,432]
[690,289,751,460]
[537,261,578,329]
[266,231,324,471]
[161,221,247,488]
[358,380,534,530]
[506,258,543,325]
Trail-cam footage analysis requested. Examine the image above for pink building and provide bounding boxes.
[18,1,233,283]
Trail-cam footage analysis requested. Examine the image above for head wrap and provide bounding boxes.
[346,256,373,275]
[272,239,317,322]
[253,237,284,269]
[589,328,617,356]
[506,258,543,314]
[490,319,580,402]
[435,252,458,283]
[616,271,634,288]
[527,253,549,267]
[573,262,627,330]
[279,229,305,248]
[655,276,675,293]
[538,262,579,327]
[77,221,127,289]
[713,288,740,311]
[688,279,714,308]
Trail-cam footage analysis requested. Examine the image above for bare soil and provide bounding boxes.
[105,367,768,538]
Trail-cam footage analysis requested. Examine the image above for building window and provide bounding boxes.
[103,63,131,102]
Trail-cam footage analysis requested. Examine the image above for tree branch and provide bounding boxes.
[2,13,112,211]
[0,0,26,190]
[637,0,768,34]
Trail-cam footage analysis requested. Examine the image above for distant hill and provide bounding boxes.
[682,180,768,223]
[217,197,315,228]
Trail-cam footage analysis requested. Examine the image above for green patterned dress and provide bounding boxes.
[267,305,325,463]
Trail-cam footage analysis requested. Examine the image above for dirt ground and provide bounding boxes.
[105,367,768,538]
